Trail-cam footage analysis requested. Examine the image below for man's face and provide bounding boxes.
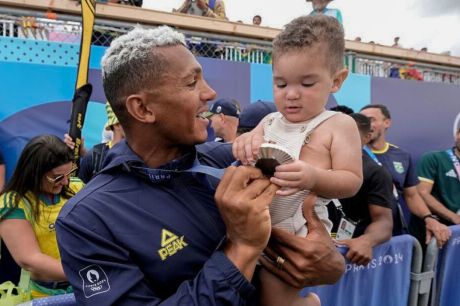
[146,45,216,146]
[360,108,390,144]
[253,16,261,25]
[273,45,343,123]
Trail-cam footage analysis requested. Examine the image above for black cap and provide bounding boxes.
[204,98,241,118]
[238,101,277,129]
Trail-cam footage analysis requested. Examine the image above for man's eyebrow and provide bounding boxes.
[181,66,202,80]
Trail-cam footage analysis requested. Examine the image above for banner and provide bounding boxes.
[301,235,415,306]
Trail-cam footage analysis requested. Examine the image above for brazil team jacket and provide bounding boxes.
[56,140,255,305]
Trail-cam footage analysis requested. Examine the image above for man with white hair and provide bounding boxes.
[56,26,344,305]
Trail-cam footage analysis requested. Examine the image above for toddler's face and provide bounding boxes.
[272,44,339,123]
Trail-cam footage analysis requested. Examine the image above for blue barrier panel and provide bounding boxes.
[300,235,415,306]
[435,225,460,306]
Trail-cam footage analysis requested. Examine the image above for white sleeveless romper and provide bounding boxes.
[263,111,337,236]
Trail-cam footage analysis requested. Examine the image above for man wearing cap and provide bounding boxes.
[237,101,277,136]
[205,98,240,143]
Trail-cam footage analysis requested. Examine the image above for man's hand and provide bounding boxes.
[260,193,345,288]
[215,166,278,280]
[334,236,373,266]
[450,214,460,225]
[425,217,451,248]
[232,132,265,165]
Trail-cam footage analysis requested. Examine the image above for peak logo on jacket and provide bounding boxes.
[158,229,188,261]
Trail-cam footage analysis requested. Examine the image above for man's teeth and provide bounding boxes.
[197,112,207,119]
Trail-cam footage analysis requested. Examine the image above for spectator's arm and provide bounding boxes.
[404,186,451,247]
[0,163,5,191]
[417,180,460,224]
[335,204,392,266]
[362,205,393,245]
[0,219,66,281]
[403,185,432,217]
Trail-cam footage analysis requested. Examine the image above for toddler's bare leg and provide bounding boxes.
[259,268,320,306]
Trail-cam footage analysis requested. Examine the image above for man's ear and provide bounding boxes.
[383,117,392,130]
[331,68,349,93]
[125,93,156,124]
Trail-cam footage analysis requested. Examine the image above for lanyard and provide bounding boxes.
[185,161,225,179]
[363,146,382,166]
[363,146,399,199]
[446,148,460,182]
[130,159,225,184]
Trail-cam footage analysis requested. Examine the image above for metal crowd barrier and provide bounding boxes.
[433,225,460,306]
[413,238,438,306]
[300,234,422,306]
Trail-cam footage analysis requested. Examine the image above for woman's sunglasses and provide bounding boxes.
[45,166,78,184]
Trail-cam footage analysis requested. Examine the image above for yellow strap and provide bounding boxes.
[76,0,96,89]
[18,269,30,291]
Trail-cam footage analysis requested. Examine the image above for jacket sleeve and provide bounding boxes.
[56,206,255,306]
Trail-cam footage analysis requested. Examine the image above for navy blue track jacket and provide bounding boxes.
[56,140,255,305]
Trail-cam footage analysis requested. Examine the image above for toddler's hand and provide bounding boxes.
[270,160,316,196]
[232,132,264,165]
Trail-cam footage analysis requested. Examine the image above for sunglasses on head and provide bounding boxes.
[45,166,78,184]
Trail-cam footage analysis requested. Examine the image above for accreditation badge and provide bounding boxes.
[335,217,357,240]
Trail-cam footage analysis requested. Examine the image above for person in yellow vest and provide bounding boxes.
[0,135,83,299]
